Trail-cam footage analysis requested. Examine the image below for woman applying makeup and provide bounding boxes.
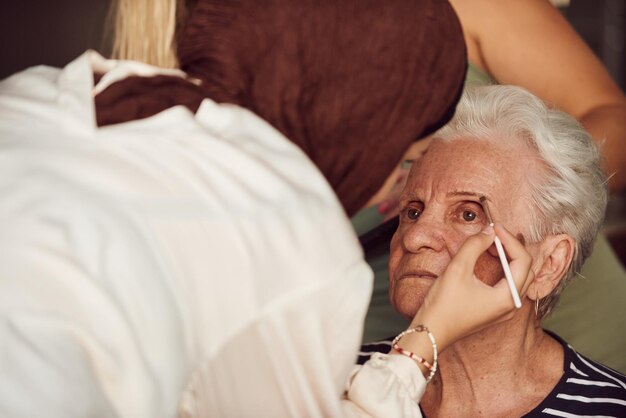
[0,1,537,417]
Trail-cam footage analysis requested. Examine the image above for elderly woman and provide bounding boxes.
[361,86,626,416]
[360,0,626,373]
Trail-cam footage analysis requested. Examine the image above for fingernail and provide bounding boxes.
[481,225,494,235]
[377,201,389,214]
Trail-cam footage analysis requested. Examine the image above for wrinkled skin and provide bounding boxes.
[389,136,541,319]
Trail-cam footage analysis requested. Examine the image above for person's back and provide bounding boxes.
[0,0,470,415]
[0,53,371,417]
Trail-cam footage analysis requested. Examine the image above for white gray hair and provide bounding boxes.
[434,85,608,318]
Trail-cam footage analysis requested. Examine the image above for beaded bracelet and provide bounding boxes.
[391,325,438,383]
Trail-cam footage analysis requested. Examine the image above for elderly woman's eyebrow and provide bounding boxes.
[446,190,486,199]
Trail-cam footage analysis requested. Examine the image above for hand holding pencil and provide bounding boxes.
[410,222,535,354]
[480,196,522,308]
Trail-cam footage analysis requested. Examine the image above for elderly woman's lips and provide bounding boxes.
[399,270,438,280]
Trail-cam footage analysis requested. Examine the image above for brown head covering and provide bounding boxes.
[97,0,466,216]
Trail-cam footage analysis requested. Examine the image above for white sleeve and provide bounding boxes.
[342,353,426,418]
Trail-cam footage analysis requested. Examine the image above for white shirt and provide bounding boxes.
[0,51,425,418]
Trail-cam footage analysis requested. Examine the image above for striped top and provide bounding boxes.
[358,332,626,417]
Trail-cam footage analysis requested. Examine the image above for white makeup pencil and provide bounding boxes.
[479,196,522,309]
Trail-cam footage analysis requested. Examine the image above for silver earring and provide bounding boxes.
[535,289,540,319]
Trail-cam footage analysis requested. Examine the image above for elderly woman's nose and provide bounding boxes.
[401,216,446,253]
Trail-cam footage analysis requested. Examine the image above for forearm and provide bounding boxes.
[580,103,626,193]
[389,307,452,375]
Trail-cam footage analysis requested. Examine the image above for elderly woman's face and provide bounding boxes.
[389,137,539,319]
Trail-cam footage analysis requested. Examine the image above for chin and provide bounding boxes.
[391,281,431,320]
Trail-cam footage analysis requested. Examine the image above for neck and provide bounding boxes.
[421,307,563,417]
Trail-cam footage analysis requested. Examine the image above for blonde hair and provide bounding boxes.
[108,0,187,68]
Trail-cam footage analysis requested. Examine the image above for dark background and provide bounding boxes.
[0,1,111,78]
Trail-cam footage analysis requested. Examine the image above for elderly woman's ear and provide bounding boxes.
[528,234,575,300]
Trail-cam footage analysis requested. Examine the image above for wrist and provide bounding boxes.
[391,325,438,382]
[410,310,451,354]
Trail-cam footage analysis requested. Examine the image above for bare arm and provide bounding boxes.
[451,0,626,192]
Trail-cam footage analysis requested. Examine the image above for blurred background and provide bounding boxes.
[1,0,624,264]
[2,1,624,86]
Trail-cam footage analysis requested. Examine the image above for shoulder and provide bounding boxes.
[532,334,626,417]
[563,340,626,391]
[0,63,64,124]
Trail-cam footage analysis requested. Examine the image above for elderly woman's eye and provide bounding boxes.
[406,207,422,220]
[462,210,477,222]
